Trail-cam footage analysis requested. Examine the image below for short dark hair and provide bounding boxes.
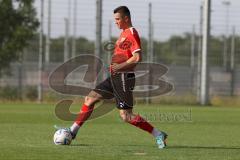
[113,6,131,18]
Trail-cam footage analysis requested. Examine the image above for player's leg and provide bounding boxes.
[119,108,168,149]
[113,73,157,136]
[113,73,167,148]
[119,108,161,137]
[70,77,114,139]
[119,109,151,132]
[70,90,103,137]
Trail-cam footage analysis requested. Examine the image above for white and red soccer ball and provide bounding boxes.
[53,129,72,145]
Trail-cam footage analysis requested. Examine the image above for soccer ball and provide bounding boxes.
[53,129,72,145]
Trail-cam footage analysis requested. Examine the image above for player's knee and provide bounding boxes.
[119,112,131,122]
[84,96,97,106]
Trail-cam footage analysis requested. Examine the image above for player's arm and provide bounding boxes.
[111,51,141,73]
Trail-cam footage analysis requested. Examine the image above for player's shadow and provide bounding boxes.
[70,144,94,147]
[168,145,240,150]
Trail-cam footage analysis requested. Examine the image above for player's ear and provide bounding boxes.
[124,15,129,22]
[127,16,131,22]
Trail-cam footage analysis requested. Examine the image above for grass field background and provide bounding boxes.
[0,103,240,160]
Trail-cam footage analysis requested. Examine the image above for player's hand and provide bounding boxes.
[110,63,120,75]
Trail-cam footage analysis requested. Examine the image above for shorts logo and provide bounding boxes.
[119,102,125,108]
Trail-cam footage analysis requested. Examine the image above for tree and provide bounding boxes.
[0,0,39,73]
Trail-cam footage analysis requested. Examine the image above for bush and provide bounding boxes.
[0,86,19,100]
[25,86,38,101]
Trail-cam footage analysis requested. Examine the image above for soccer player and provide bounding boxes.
[55,6,167,149]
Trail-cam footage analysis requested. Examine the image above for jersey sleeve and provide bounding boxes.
[129,29,141,54]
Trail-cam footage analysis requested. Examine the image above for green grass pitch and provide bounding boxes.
[0,103,240,160]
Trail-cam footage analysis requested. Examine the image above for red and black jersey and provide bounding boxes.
[112,27,141,64]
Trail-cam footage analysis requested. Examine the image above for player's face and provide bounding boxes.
[114,13,128,29]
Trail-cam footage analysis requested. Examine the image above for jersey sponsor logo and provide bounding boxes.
[119,40,132,50]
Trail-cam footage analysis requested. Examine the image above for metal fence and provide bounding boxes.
[1,0,240,102]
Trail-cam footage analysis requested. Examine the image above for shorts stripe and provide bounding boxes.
[121,73,126,92]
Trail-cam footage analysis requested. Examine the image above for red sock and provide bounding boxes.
[75,104,94,126]
[129,115,154,134]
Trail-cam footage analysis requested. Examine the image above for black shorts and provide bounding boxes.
[94,73,135,109]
